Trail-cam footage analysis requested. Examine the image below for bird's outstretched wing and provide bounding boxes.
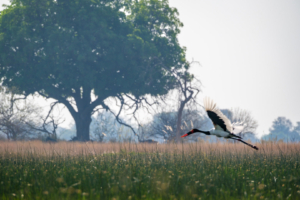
[204,97,233,133]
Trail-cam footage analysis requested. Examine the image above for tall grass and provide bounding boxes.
[0,141,299,199]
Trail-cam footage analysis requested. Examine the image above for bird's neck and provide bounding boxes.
[194,129,210,135]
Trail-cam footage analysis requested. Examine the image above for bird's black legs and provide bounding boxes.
[231,138,259,150]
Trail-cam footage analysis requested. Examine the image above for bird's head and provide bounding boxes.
[181,129,199,138]
[181,129,210,138]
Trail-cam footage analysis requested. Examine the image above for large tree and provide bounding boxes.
[0,0,187,140]
[262,116,300,142]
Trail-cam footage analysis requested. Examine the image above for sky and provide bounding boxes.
[168,0,300,136]
[1,0,300,137]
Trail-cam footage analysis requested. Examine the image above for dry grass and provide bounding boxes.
[0,140,299,157]
[1,141,299,199]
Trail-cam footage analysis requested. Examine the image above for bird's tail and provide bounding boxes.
[230,133,242,139]
[234,138,259,150]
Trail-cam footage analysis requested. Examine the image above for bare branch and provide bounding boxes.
[103,99,141,141]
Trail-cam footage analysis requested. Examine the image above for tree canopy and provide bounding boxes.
[262,117,300,142]
[0,0,188,140]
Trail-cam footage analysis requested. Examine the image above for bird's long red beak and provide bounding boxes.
[181,130,194,138]
[181,133,189,138]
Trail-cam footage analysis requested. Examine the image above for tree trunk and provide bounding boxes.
[74,114,92,141]
[42,86,99,142]
[176,102,185,141]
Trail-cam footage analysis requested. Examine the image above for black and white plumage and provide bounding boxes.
[181,97,258,150]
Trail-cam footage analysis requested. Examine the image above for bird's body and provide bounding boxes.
[211,129,233,138]
[181,97,258,150]
[210,124,242,139]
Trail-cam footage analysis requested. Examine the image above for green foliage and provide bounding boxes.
[0,0,184,97]
[1,146,300,199]
[0,0,188,140]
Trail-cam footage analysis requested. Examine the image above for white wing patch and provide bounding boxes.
[232,122,245,134]
[203,97,233,133]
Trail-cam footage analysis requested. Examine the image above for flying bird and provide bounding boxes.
[181,97,258,150]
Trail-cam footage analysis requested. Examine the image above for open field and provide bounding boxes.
[0,141,300,199]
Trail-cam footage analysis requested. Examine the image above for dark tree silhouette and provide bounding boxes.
[0,0,188,141]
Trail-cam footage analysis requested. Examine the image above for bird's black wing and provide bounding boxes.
[207,110,227,131]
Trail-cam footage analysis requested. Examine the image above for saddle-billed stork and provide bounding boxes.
[181,97,258,150]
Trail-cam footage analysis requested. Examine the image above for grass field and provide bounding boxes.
[0,141,300,199]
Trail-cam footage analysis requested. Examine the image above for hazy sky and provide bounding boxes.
[168,0,300,136]
[1,0,300,137]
